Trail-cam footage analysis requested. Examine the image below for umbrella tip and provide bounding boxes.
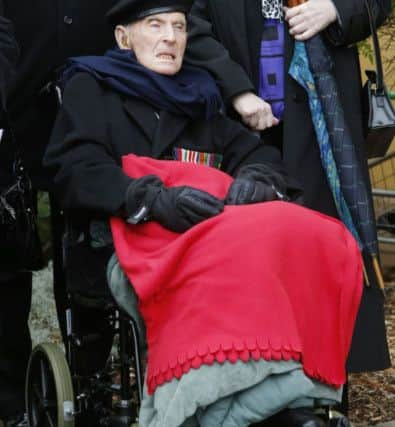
[372,255,386,291]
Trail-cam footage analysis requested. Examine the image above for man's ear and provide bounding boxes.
[114,25,131,49]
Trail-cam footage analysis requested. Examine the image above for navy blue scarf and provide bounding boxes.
[62,48,223,120]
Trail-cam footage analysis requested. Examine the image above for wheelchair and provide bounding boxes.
[24,218,144,427]
[24,218,352,427]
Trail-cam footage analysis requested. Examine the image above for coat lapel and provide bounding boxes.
[152,111,190,158]
[245,0,263,89]
[123,98,159,142]
[123,98,190,158]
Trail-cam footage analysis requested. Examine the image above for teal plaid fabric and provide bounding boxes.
[289,41,362,248]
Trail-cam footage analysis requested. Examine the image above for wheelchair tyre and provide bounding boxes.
[25,343,75,427]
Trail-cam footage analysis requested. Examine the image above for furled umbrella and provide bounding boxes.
[287,0,384,289]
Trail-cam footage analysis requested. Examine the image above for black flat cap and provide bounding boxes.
[106,0,193,26]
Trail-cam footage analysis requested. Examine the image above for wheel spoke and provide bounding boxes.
[44,409,56,427]
[44,399,57,410]
[33,404,46,427]
[30,382,46,427]
[33,383,45,409]
[30,380,57,427]
[40,359,49,399]
[27,345,73,427]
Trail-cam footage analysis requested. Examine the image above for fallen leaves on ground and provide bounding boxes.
[349,281,395,425]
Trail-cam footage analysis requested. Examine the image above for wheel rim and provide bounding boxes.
[26,344,74,427]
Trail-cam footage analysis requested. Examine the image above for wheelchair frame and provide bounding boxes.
[25,217,144,427]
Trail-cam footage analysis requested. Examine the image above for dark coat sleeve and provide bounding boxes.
[212,114,281,175]
[186,2,254,103]
[44,73,133,217]
[0,2,19,114]
[327,0,392,46]
[214,114,303,195]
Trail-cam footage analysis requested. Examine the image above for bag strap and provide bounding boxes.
[365,0,385,94]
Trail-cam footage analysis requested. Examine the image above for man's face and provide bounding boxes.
[119,12,187,75]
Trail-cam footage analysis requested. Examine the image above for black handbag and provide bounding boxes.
[0,123,43,273]
[362,0,395,158]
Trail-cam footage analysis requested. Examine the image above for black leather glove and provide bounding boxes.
[226,163,289,205]
[125,175,224,233]
[225,178,279,205]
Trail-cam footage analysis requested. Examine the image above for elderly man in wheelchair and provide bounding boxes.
[33,0,363,426]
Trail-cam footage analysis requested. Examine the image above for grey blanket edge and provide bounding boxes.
[139,359,342,427]
[106,253,342,427]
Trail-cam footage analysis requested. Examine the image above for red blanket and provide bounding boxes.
[110,154,363,395]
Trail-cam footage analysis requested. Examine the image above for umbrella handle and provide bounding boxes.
[287,0,306,6]
[372,256,386,292]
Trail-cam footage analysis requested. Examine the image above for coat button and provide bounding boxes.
[64,15,73,25]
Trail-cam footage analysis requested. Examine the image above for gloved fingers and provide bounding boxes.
[177,188,224,219]
[226,179,279,205]
[125,175,164,218]
[150,186,223,232]
[151,208,194,233]
[293,194,305,206]
[226,179,255,205]
[253,182,277,202]
[244,169,287,195]
[170,217,196,233]
[179,204,213,225]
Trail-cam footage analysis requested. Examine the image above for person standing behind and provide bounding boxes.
[0,1,18,114]
[0,2,23,426]
[186,0,391,383]
[0,2,117,425]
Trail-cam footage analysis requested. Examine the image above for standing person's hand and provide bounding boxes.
[284,0,338,41]
[232,92,279,131]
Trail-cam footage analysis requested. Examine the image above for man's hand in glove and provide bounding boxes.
[125,175,224,233]
[226,178,280,205]
[226,163,289,205]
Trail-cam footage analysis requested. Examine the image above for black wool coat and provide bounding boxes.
[0,0,18,114]
[2,0,118,188]
[0,2,19,182]
[186,0,392,372]
[44,72,283,222]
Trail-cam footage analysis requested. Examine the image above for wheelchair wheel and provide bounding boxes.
[26,343,75,427]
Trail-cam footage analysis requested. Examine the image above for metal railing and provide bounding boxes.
[369,152,395,245]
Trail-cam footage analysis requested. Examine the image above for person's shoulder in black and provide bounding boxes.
[1,0,118,188]
[0,7,18,118]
